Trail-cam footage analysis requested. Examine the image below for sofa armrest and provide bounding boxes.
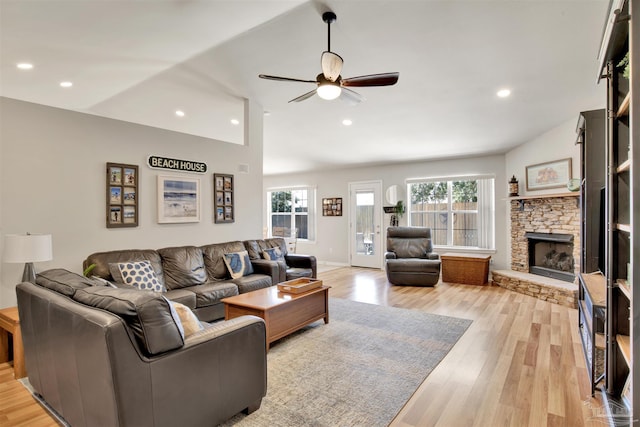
[285,254,317,278]
[385,252,397,260]
[427,253,440,260]
[249,259,279,286]
[185,315,265,347]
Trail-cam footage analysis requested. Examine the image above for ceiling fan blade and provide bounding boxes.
[289,89,317,103]
[321,51,343,82]
[259,74,317,84]
[340,87,364,105]
[341,72,399,87]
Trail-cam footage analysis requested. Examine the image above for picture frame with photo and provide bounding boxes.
[157,175,201,223]
[322,197,342,216]
[525,158,572,191]
[214,173,234,223]
[107,162,138,228]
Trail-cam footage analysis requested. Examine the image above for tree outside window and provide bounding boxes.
[409,180,479,247]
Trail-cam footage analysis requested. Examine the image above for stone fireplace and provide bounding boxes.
[491,194,580,308]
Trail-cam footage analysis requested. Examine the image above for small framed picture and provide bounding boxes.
[123,187,136,205]
[110,187,122,204]
[109,166,122,185]
[215,176,224,191]
[214,173,234,223]
[109,206,122,224]
[107,163,138,228]
[123,206,136,224]
[322,197,343,216]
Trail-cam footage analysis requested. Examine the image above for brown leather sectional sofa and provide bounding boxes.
[16,268,267,427]
[83,237,316,322]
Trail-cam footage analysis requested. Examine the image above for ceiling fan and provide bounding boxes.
[259,11,399,104]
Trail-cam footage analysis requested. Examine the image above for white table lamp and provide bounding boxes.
[3,233,53,283]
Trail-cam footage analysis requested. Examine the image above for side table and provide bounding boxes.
[0,306,26,378]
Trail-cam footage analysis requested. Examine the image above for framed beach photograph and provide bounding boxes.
[214,173,234,223]
[525,158,572,191]
[106,162,138,228]
[157,175,200,223]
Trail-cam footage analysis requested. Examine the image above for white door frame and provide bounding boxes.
[348,180,383,269]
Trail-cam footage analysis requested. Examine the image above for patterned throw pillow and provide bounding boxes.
[262,247,285,262]
[222,250,254,279]
[115,260,164,292]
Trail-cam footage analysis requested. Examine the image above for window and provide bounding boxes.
[267,187,316,240]
[407,176,495,249]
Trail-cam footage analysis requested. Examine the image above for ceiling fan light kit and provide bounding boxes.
[259,10,399,104]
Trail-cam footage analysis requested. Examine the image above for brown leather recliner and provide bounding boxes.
[385,227,441,286]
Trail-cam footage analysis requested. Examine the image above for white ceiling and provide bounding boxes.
[1,0,609,175]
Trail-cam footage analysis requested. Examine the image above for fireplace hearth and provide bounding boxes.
[525,232,575,282]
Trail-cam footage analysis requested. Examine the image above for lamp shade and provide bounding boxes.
[3,233,53,263]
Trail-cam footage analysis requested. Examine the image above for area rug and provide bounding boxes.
[220,298,472,427]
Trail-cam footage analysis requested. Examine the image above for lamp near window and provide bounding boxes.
[3,233,53,283]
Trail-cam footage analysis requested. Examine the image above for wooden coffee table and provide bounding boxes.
[222,285,330,350]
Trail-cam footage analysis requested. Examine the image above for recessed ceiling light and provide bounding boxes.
[342,119,353,126]
[175,110,185,117]
[230,119,240,125]
[497,89,511,98]
[59,81,73,88]
[17,63,33,70]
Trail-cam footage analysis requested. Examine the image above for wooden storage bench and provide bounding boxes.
[441,253,491,286]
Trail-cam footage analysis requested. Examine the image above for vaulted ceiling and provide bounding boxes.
[1,1,609,175]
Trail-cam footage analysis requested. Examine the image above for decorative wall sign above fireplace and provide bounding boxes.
[147,155,207,174]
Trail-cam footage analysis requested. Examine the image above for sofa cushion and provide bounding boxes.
[201,241,246,280]
[262,247,285,263]
[164,288,197,309]
[232,274,272,294]
[157,246,207,290]
[285,267,313,280]
[113,260,164,292]
[223,250,254,279]
[72,286,184,355]
[36,268,94,297]
[388,238,432,258]
[189,281,238,308]
[168,301,204,337]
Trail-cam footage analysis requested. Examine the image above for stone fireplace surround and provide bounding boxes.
[491,194,580,308]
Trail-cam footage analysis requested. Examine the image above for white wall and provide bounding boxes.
[264,154,508,270]
[505,117,581,197]
[0,97,264,308]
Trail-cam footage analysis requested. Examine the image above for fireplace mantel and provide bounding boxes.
[508,192,579,211]
[507,192,579,201]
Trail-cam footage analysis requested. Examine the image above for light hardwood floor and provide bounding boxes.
[0,267,606,426]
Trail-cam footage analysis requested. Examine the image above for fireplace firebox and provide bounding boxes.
[525,232,575,282]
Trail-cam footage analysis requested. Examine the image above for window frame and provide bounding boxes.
[406,175,495,250]
[266,186,316,242]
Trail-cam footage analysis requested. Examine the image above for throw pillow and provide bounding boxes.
[262,247,285,262]
[169,300,204,338]
[115,260,164,292]
[222,250,254,279]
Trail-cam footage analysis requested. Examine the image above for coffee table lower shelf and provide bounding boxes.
[222,285,330,351]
